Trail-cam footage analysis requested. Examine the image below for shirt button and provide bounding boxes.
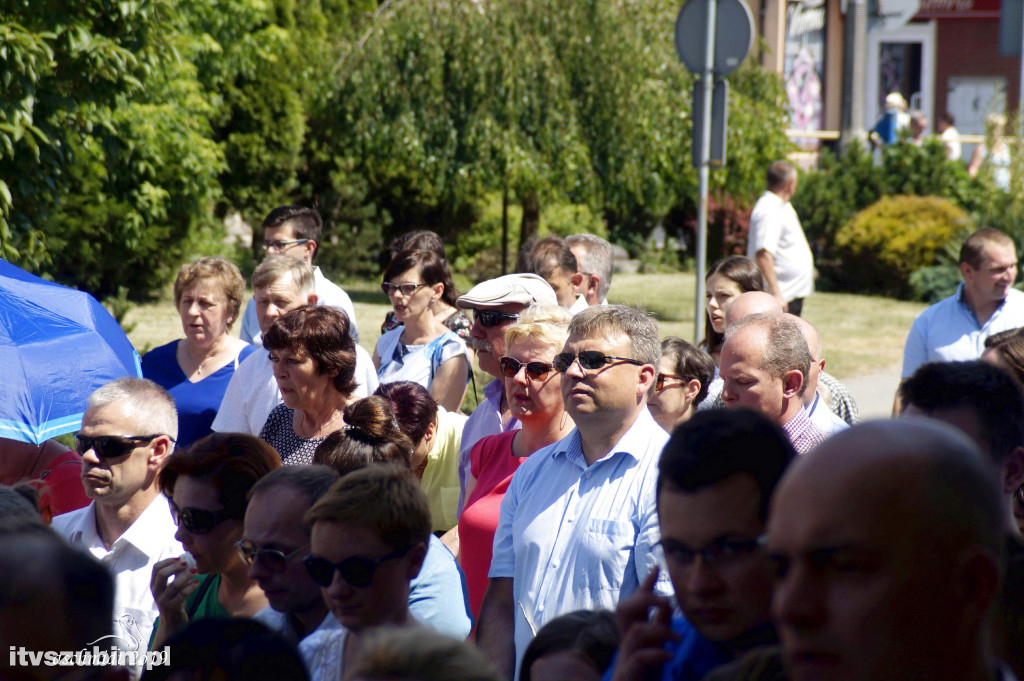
[552,558,560,568]
[537,604,545,612]
[586,472,592,479]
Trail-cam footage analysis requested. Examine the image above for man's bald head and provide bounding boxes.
[725,291,783,328]
[768,419,1003,681]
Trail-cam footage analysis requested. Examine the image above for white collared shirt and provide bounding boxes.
[52,495,182,669]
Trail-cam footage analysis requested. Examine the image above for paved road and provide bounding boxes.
[843,362,901,421]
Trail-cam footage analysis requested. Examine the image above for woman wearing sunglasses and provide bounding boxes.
[458,304,574,617]
[299,465,434,681]
[148,432,282,650]
[260,305,358,465]
[647,337,716,433]
[374,249,469,413]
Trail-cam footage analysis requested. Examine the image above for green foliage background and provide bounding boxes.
[1,0,789,300]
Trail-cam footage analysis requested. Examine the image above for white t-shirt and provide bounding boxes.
[240,266,360,347]
[211,345,378,436]
[747,191,814,302]
[939,126,962,161]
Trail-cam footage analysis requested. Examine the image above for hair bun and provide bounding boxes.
[342,397,401,444]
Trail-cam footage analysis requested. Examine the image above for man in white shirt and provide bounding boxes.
[746,161,814,316]
[213,256,377,436]
[51,378,183,675]
[240,205,359,346]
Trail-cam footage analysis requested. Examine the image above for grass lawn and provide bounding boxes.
[124,272,927,390]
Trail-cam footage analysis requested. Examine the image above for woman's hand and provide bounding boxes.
[149,556,200,647]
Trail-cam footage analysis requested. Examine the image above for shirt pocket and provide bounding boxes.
[585,518,634,595]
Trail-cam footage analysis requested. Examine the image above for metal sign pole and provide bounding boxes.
[694,0,717,345]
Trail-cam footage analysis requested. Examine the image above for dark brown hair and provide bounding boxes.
[374,381,438,446]
[312,397,414,476]
[263,305,357,396]
[383,249,459,308]
[703,255,767,352]
[159,433,282,520]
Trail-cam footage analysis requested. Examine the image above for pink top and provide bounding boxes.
[459,430,527,617]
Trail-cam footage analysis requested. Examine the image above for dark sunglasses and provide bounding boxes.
[169,499,230,535]
[553,351,645,373]
[381,281,428,296]
[655,372,687,391]
[74,434,170,459]
[499,356,555,381]
[473,310,520,328]
[236,540,309,573]
[658,536,765,569]
[302,547,410,588]
[260,238,309,251]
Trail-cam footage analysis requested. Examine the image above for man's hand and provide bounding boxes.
[611,567,680,681]
[476,577,516,681]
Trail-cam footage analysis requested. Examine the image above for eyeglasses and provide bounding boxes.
[655,372,687,391]
[169,499,230,535]
[553,351,645,373]
[303,547,411,588]
[473,310,520,328]
[499,356,556,381]
[260,239,310,252]
[74,434,170,459]
[658,536,765,569]
[381,282,428,296]
[236,540,309,573]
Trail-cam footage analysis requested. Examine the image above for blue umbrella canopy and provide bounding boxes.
[0,260,142,444]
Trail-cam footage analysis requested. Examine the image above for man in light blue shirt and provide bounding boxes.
[899,228,1024,407]
[477,305,672,680]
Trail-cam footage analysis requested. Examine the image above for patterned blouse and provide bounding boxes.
[258,404,324,465]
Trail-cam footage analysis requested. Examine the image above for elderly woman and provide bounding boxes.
[375,249,469,412]
[648,337,716,433]
[458,304,574,616]
[260,305,358,465]
[375,381,467,533]
[149,433,281,649]
[142,257,255,448]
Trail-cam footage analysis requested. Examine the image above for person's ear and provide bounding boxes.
[960,261,973,280]
[1002,446,1024,494]
[638,364,657,398]
[684,379,702,404]
[782,370,804,399]
[571,272,584,292]
[431,282,444,301]
[302,239,317,262]
[149,435,174,471]
[422,418,438,446]
[306,293,319,306]
[954,547,1002,629]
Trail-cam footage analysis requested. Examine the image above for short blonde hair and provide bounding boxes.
[172,256,245,327]
[505,304,572,352]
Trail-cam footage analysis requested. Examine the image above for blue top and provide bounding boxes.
[489,408,672,678]
[141,340,255,448]
[902,284,1024,377]
[375,326,467,390]
[602,616,731,681]
[409,535,473,639]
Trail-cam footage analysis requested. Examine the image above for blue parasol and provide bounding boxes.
[0,260,141,444]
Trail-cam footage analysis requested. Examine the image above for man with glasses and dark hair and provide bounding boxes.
[239,205,359,346]
[477,305,672,680]
[608,409,795,681]
[453,273,558,515]
[51,377,182,676]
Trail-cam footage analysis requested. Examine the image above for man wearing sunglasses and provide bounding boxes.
[238,205,360,347]
[212,256,377,436]
[478,305,672,680]
[454,273,558,515]
[51,378,182,676]
[608,409,795,681]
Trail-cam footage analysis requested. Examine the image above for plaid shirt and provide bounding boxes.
[782,406,829,455]
[818,371,859,426]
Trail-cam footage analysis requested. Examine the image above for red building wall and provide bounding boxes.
[933,19,1021,116]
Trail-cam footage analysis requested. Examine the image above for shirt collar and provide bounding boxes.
[484,377,504,400]
[117,494,179,557]
[551,407,660,467]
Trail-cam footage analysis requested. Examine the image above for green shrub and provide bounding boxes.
[834,195,972,298]
[909,264,961,303]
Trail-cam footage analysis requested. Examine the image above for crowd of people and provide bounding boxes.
[4,160,1024,681]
